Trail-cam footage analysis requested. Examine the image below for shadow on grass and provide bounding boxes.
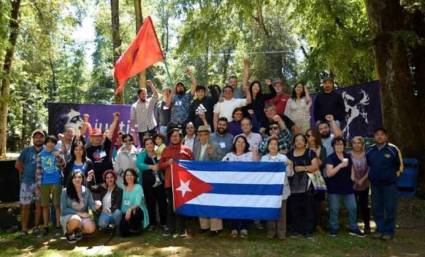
[1,198,425,257]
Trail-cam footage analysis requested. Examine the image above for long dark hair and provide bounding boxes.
[70,143,87,163]
[231,135,250,154]
[66,171,85,203]
[249,80,262,99]
[291,82,306,99]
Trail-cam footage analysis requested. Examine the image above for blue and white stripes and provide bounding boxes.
[175,161,286,220]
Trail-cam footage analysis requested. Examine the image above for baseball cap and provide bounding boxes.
[31,129,45,138]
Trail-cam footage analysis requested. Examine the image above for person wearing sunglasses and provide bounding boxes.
[258,121,292,156]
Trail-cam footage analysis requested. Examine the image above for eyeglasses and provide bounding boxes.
[269,126,279,130]
[306,134,312,138]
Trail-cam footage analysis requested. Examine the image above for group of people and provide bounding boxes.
[15,69,403,244]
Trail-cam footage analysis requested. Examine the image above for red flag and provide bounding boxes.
[172,162,212,210]
[113,16,164,95]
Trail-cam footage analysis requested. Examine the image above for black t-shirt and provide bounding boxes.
[141,154,160,186]
[156,100,171,126]
[288,149,317,194]
[86,138,113,184]
[325,152,354,194]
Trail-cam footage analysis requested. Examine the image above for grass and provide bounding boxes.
[1,198,425,257]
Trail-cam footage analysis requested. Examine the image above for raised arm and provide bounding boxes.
[242,55,250,94]
[326,115,342,137]
[106,112,120,140]
[147,80,158,98]
[186,68,197,96]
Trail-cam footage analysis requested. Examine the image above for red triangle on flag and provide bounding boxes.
[172,162,212,210]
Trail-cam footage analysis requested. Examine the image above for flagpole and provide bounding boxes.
[171,161,176,211]
[163,58,173,87]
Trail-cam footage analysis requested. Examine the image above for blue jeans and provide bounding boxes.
[98,209,122,230]
[371,184,397,236]
[328,193,358,232]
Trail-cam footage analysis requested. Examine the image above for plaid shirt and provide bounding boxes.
[259,128,293,155]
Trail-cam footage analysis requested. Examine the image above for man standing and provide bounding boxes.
[15,130,45,236]
[170,69,196,127]
[158,128,193,237]
[57,126,75,162]
[237,117,262,152]
[188,85,218,130]
[313,75,345,126]
[366,128,403,240]
[130,80,159,146]
[317,116,343,157]
[210,117,234,155]
[213,86,249,131]
[155,87,172,136]
[192,125,224,236]
[263,104,299,135]
[86,112,120,184]
[266,79,290,115]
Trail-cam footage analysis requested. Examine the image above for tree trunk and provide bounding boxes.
[111,0,124,104]
[134,0,146,89]
[0,0,22,159]
[365,0,425,194]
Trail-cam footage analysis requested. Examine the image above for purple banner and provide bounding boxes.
[47,103,132,136]
[311,80,383,138]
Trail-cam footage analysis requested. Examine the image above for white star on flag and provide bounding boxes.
[176,179,192,197]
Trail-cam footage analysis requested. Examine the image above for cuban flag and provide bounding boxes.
[171,160,286,220]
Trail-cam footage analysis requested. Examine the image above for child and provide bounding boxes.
[154,134,166,160]
[36,135,65,236]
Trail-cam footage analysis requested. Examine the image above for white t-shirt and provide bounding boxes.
[222,152,253,162]
[213,98,247,122]
[261,153,292,200]
[102,190,112,213]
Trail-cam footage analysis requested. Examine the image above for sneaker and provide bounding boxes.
[162,228,172,237]
[240,229,248,238]
[382,234,393,241]
[65,233,77,244]
[42,227,49,236]
[179,232,188,238]
[329,230,337,237]
[74,230,83,241]
[55,226,62,237]
[231,229,238,238]
[349,229,365,238]
[32,227,41,237]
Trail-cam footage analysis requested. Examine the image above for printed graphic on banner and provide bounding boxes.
[311,80,382,138]
[47,103,131,136]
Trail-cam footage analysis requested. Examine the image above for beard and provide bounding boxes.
[33,142,44,147]
[320,131,331,139]
[176,90,185,95]
[217,127,227,134]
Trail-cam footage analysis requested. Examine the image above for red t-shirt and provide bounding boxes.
[158,144,193,188]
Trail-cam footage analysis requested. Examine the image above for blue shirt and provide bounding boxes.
[38,150,61,185]
[170,93,192,124]
[325,153,354,194]
[18,146,42,184]
[366,143,403,186]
